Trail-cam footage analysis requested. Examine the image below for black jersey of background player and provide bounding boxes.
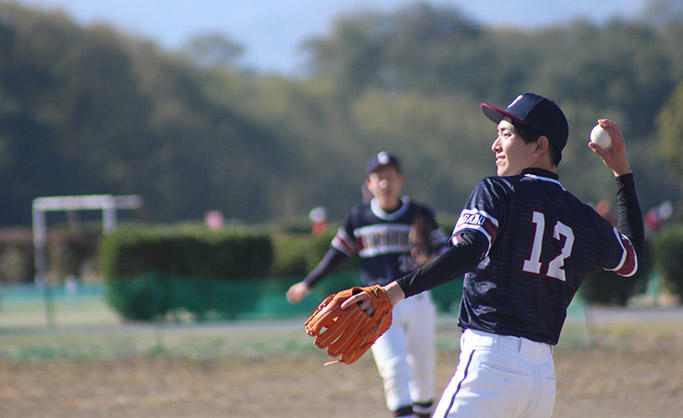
[452,168,638,345]
[332,197,449,287]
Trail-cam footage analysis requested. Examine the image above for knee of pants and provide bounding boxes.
[375,353,407,376]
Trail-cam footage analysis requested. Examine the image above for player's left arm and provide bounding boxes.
[589,120,644,276]
[602,173,643,278]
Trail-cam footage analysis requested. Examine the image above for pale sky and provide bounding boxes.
[16,0,648,75]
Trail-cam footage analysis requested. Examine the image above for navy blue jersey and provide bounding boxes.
[332,197,449,286]
[453,169,638,344]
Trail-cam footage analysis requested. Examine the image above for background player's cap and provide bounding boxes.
[366,151,401,175]
[480,93,569,152]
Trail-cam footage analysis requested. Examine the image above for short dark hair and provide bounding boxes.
[511,120,562,166]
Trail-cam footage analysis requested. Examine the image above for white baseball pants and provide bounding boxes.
[433,328,556,418]
[371,291,436,413]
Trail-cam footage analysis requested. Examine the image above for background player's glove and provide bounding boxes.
[305,285,393,365]
[409,216,434,266]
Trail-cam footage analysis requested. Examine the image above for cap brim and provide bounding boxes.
[481,103,527,126]
[367,162,398,175]
[367,163,381,174]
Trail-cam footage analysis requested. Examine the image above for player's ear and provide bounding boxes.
[535,136,549,155]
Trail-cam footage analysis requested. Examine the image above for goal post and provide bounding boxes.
[31,194,141,328]
[31,194,141,286]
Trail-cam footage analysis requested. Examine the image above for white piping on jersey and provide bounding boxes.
[452,209,499,255]
[604,227,638,277]
[523,174,566,191]
[609,228,627,271]
[370,196,410,220]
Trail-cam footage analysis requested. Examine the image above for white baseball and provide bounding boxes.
[590,124,612,149]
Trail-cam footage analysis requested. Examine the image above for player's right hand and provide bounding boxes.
[286,281,311,304]
[587,119,632,177]
[341,281,406,314]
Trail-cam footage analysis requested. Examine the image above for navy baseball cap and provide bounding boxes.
[366,151,401,175]
[481,93,569,152]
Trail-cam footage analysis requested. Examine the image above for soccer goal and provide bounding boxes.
[32,194,142,286]
[31,194,141,327]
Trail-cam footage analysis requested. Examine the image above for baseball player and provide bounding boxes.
[343,93,643,417]
[287,151,449,417]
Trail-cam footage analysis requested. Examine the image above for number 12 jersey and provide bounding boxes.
[453,168,638,344]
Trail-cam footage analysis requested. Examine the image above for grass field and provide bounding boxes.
[0,295,681,417]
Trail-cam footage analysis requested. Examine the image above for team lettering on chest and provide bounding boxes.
[354,224,411,257]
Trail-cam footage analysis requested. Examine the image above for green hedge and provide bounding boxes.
[104,273,266,321]
[269,231,360,277]
[99,227,272,279]
[653,223,683,300]
[269,233,321,277]
[579,239,653,306]
[99,227,272,320]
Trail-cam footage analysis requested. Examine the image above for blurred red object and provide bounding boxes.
[309,206,328,235]
[644,201,673,232]
[596,200,616,226]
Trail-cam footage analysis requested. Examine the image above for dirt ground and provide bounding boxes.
[0,313,681,417]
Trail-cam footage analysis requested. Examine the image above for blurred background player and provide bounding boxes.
[342,94,643,418]
[308,206,329,235]
[287,151,449,417]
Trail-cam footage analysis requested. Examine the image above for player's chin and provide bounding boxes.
[494,160,506,175]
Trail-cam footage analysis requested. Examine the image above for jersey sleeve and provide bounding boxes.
[602,226,639,277]
[331,214,357,256]
[451,178,507,258]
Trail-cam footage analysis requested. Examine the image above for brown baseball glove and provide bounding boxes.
[305,285,393,365]
[409,216,435,266]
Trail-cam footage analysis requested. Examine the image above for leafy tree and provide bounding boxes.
[656,82,683,178]
[0,1,680,229]
[642,0,683,26]
[180,33,244,68]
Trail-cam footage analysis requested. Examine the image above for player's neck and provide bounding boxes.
[527,156,556,173]
[378,198,402,213]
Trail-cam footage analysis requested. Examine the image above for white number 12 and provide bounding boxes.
[522,211,575,281]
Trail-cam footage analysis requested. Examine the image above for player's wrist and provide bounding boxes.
[383,281,405,306]
[609,158,632,176]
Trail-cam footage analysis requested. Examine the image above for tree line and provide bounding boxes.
[0,0,680,228]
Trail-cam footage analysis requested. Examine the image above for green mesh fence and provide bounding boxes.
[0,275,596,328]
[105,272,465,321]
